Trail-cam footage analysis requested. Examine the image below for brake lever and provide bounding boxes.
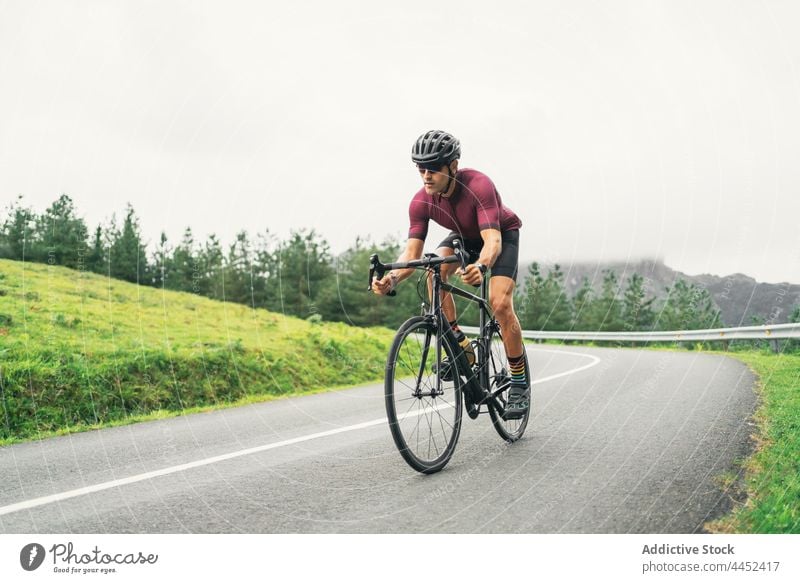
[452,239,479,288]
[368,254,379,292]
[452,239,468,272]
[368,253,396,296]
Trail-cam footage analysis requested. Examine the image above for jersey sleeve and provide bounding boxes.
[408,195,429,240]
[471,175,502,231]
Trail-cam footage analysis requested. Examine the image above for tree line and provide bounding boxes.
[514,263,722,332]
[0,194,425,327]
[2,194,796,334]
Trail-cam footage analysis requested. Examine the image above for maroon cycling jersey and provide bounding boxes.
[408,168,522,241]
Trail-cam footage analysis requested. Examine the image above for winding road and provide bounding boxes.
[0,346,757,533]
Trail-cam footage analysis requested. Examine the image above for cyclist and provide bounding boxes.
[371,130,530,418]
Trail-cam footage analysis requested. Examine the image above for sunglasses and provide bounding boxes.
[416,163,447,173]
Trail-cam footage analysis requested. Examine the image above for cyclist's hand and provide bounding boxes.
[372,274,395,295]
[459,264,484,287]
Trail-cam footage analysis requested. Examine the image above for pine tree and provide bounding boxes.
[107,204,148,284]
[199,233,225,300]
[515,262,544,330]
[586,270,624,331]
[86,225,106,273]
[657,279,721,331]
[225,231,264,305]
[514,263,572,330]
[622,273,656,330]
[247,230,275,308]
[151,232,171,288]
[542,265,573,330]
[170,227,198,292]
[34,194,89,269]
[317,236,373,325]
[0,195,36,260]
[317,236,419,327]
[268,229,333,318]
[571,277,595,330]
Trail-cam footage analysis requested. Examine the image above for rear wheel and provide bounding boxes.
[385,316,463,473]
[486,327,530,442]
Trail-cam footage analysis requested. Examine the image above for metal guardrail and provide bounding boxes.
[461,323,800,351]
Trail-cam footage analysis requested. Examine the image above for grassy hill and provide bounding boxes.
[0,259,394,443]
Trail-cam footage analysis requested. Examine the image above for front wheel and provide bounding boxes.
[385,316,463,473]
[486,328,530,442]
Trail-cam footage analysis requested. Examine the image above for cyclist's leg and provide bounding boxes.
[428,245,459,323]
[488,230,529,418]
[487,229,523,356]
[488,275,524,358]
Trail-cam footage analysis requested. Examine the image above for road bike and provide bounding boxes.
[369,241,530,473]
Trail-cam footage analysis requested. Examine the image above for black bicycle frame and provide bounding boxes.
[369,242,505,408]
[439,276,493,396]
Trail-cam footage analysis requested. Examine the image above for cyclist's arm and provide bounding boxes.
[371,238,424,295]
[475,228,501,268]
[460,228,501,286]
[392,237,424,282]
[469,174,503,272]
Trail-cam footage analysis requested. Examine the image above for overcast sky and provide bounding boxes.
[2,0,799,283]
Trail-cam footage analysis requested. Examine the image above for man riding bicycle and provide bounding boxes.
[371,130,530,418]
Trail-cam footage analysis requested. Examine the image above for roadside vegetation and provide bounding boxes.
[0,259,393,444]
[705,350,800,533]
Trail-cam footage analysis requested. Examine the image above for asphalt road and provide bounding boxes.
[0,346,757,533]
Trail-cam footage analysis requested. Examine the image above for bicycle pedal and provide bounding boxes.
[502,404,528,421]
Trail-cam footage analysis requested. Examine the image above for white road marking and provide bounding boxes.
[530,349,602,385]
[0,349,600,517]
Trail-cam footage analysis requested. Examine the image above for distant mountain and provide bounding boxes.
[522,258,800,327]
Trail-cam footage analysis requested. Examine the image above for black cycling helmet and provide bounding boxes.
[411,130,461,168]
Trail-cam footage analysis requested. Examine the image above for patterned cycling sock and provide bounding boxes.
[508,353,527,388]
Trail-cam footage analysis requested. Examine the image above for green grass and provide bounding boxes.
[705,350,800,533]
[0,259,395,444]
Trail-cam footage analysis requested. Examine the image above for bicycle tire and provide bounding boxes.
[385,316,463,473]
[486,328,530,442]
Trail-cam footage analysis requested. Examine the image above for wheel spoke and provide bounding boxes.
[418,399,433,453]
[386,319,462,471]
[422,396,454,431]
[414,400,421,451]
[435,405,452,437]
[423,404,439,458]
[401,392,421,419]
